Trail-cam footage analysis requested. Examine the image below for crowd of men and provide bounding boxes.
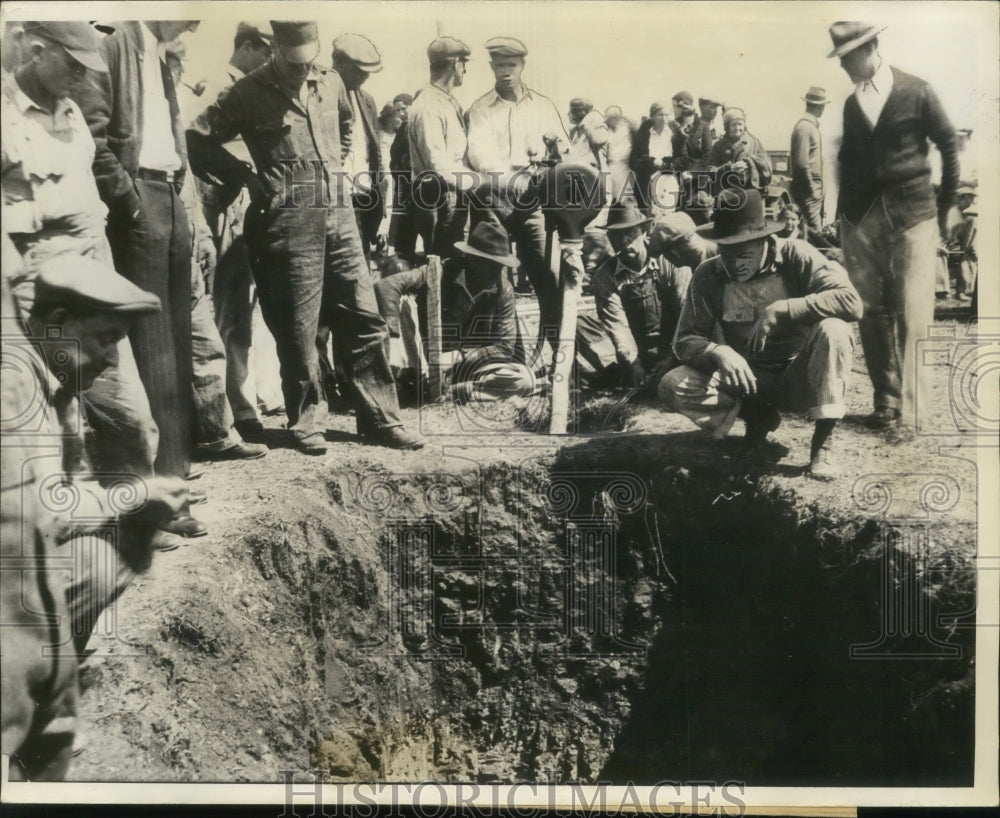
[0,18,974,780]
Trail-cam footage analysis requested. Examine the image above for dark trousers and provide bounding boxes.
[415,179,468,260]
[392,174,419,260]
[107,178,192,479]
[246,201,401,437]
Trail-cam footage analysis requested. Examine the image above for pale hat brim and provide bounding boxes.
[453,241,519,269]
[827,25,887,59]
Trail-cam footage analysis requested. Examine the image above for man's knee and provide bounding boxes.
[814,318,855,354]
[657,364,698,409]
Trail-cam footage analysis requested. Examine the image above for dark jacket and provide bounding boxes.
[685,117,716,170]
[186,61,352,209]
[71,22,187,214]
[374,258,522,369]
[837,66,958,232]
[708,131,772,191]
[336,76,385,231]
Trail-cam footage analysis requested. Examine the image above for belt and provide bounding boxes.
[136,168,179,183]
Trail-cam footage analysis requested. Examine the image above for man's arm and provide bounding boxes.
[373,266,427,337]
[408,101,474,190]
[790,121,813,190]
[673,265,724,371]
[922,83,959,234]
[70,34,139,215]
[592,268,641,365]
[656,260,693,353]
[186,84,260,196]
[782,240,864,323]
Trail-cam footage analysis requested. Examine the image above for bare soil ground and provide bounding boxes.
[70,312,981,785]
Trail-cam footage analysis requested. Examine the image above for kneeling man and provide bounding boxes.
[374,221,536,403]
[659,189,863,479]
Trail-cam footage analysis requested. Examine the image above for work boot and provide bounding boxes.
[807,419,839,480]
[233,418,266,442]
[161,513,208,539]
[740,401,782,448]
[292,430,328,456]
[866,406,901,429]
[360,423,425,450]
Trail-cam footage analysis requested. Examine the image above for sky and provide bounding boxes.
[3,0,996,211]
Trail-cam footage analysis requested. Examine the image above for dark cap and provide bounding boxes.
[236,21,272,46]
[270,21,319,62]
[332,33,383,73]
[485,36,527,58]
[21,21,107,72]
[32,256,161,315]
[600,200,653,232]
[427,36,471,64]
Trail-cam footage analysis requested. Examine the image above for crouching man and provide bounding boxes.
[2,257,187,780]
[374,221,537,403]
[658,189,863,479]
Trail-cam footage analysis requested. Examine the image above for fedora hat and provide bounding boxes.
[599,200,653,232]
[454,221,520,268]
[827,22,886,59]
[802,86,830,105]
[697,189,783,245]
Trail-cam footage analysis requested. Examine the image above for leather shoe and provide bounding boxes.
[292,432,328,456]
[807,447,840,481]
[362,425,425,450]
[234,418,267,442]
[161,514,208,538]
[150,530,187,552]
[201,441,267,461]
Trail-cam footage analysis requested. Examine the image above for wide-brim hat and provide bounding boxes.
[697,189,783,245]
[599,200,653,232]
[454,221,519,268]
[802,86,830,105]
[827,22,887,59]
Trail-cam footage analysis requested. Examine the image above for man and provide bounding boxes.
[407,36,476,260]
[680,95,722,223]
[790,86,829,235]
[332,33,385,266]
[708,107,772,191]
[579,207,714,390]
[830,21,958,436]
[188,21,421,453]
[188,21,278,444]
[375,221,535,403]
[667,90,698,170]
[2,22,168,508]
[71,19,206,538]
[660,189,863,479]
[388,92,417,259]
[466,37,569,341]
[2,257,187,780]
[603,105,634,202]
[567,97,609,171]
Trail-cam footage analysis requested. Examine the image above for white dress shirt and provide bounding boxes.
[137,23,182,172]
[854,57,894,130]
[466,85,567,174]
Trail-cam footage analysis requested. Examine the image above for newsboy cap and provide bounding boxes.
[270,21,319,62]
[427,36,471,64]
[332,33,383,72]
[32,256,161,315]
[827,22,886,59]
[649,212,697,252]
[485,37,527,58]
[22,21,107,72]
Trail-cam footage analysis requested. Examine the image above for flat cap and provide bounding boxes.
[427,36,471,64]
[32,256,161,315]
[332,33,383,73]
[270,21,319,62]
[698,95,723,107]
[236,21,272,45]
[485,36,527,58]
[22,21,107,72]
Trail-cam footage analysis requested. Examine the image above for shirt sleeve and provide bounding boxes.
[673,263,723,370]
[656,259,692,353]
[790,121,812,186]
[466,97,502,174]
[186,84,254,191]
[408,97,468,186]
[782,240,864,323]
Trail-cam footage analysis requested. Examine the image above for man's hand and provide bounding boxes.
[628,360,648,389]
[746,301,784,355]
[711,345,757,397]
[245,173,271,209]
